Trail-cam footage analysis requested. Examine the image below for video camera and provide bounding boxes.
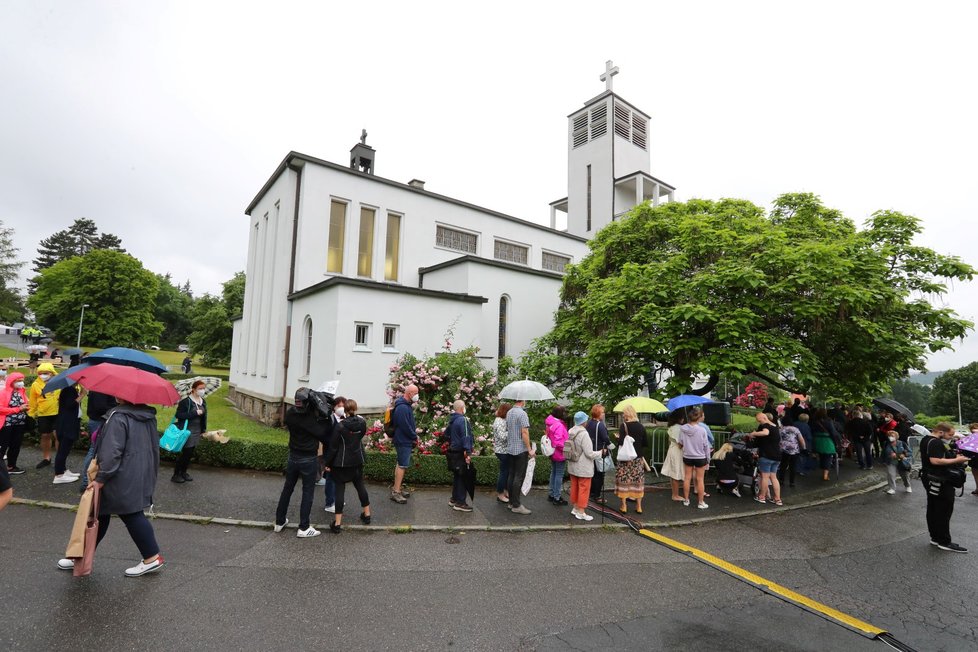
[307,389,336,420]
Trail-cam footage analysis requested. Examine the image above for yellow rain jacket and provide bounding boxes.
[28,363,60,418]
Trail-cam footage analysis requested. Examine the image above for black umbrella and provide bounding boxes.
[872,397,914,420]
[464,462,477,500]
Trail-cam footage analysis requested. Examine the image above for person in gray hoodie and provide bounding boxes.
[58,400,164,577]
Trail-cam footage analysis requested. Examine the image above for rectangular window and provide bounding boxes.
[354,322,370,348]
[614,104,631,140]
[572,113,588,148]
[435,225,477,254]
[632,114,647,149]
[383,324,398,351]
[327,200,346,273]
[358,206,375,277]
[590,104,608,139]
[542,252,571,273]
[493,239,528,265]
[385,213,401,281]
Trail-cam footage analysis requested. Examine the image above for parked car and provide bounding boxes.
[149,345,161,350]
[177,344,190,352]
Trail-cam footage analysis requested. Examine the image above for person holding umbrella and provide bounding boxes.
[171,380,208,483]
[57,364,177,577]
[52,380,85,484]
[445,400,474,512]
[505,399,535,515]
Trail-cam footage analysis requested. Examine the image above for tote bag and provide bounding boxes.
[160,419,191,453]
[617,435,638,462]
[73,484,101,578]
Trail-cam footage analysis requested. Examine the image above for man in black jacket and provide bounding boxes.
[274,388,332,538]
[921,422,970,553]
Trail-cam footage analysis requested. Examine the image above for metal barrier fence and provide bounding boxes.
[643,427,733,471]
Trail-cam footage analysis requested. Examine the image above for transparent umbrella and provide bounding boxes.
[498,379,555,401]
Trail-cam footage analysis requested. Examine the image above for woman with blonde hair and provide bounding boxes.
[712,443,741,497]
[615,405,648,514]
[680,407,711,509]
[662,410,686,501]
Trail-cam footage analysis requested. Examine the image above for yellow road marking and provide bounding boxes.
[638,529,887,638]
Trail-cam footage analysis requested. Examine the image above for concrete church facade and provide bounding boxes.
[229,62,676,424]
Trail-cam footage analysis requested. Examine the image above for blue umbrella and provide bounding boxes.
[42,362,93,395]
[666,394,714,411]
[62,347,84,356]
[86,347,167,374]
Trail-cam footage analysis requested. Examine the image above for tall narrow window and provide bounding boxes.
[327,200,346,273]
[586,165,592,232]
[498,295,508,359]
[302,316,313,377]
[385,213,401,281]
[358,206,375,277]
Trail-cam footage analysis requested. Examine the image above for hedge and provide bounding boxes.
[164,439,554,486]
[161,372,231,382]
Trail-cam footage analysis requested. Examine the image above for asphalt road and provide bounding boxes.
[2,481,976,651]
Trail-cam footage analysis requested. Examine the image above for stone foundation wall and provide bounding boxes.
[228,385,285,427]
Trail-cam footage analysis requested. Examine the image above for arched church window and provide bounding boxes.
[302,316,313,377]
[498,296,509,359]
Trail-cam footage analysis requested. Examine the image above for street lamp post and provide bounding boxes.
[76,304,90,350]
[957,383,963,427]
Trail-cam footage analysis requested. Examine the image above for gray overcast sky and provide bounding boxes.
[2,0,976,371]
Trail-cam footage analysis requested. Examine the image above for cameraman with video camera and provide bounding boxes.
[273,388,334,538]
[921,422,970,553]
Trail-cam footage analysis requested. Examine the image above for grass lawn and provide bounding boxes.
[156,383,287,444]
[0,345,21,359]
[731,412,756,431]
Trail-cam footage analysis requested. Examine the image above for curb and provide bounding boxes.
[9,480,888,533]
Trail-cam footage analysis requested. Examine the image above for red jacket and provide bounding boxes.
[0,372,29,430]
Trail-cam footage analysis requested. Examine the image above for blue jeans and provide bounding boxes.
[275,453,318,530]
[322,471,336,508]
[549,460,566,499]
[79,419,103,490]
[495,453,511,494]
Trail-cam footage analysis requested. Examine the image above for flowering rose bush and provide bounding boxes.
[361,346,502,456]
[734,381,769,409]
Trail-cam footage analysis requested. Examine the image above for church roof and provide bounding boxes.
[419,255,565,283]
[288,275,488,304]
[246,151,588,243]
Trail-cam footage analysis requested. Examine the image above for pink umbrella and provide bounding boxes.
[67,364,179,406]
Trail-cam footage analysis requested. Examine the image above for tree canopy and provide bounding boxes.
[154,273,195,349]
[519,193,974,402]
[930,363,978,423]
[28,249,161,347]
[0,220,26,323]
[29,218,125,292]
[187,272,245,366]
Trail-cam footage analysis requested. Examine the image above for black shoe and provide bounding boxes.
[937,542,968,553]
[359,512,371,525]
[171,474,185,484]
[35,459,51,469]
[547,495,555,503]
[7,466,25,475]
[329,522,342,534]
[181,472,193,482]
[553,498,568,506]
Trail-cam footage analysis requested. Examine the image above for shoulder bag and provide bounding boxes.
[160,418,191,453]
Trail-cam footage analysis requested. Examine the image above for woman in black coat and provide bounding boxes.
[172,380,207,483]
[323,399,371,532]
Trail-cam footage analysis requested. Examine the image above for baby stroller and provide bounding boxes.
[717,433,759,497]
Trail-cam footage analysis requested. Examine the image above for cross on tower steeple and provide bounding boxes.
[600,60,619,92]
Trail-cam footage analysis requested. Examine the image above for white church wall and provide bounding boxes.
[289,284,483,412]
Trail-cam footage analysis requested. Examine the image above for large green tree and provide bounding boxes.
[520,194,973,402]
[886,377,933,416]
[29,218,125,293]
[28,249,161,347]
[187,272,245,366]
[0,220,26,323]
[154,273,195,348]
[930,362,978,424]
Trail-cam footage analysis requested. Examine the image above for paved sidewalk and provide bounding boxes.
[8,444,887,530]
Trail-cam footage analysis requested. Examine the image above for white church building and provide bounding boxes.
[229,62,675,424]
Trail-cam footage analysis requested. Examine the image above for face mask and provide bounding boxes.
[39,374,51,381]
[0,370,6,378]
[411,394,419,404]
[334,406,345,418]
[889,436,897,442]
[196,389,206,397]
[13,381,24,389]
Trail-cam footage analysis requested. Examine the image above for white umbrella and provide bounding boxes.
[498,379,555,401]
[174,376,223,399]
[26,344,48,352]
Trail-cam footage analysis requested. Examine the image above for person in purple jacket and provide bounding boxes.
[680,407,712,509]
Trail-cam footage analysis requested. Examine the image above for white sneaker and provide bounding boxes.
[905,486,912,493]
[697,503,709,509]
[573,510,588,520]
[273,518,288,533]
[64,469,80,478]
[53,474,79,484]
[732,488,742,498]
[315,478,326,486]
[297,526,321,538]
[57,558,74,570]
[885,489,896,495]
[125,556,164,577]
[324,504,335,513]
[579,512,594,521]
